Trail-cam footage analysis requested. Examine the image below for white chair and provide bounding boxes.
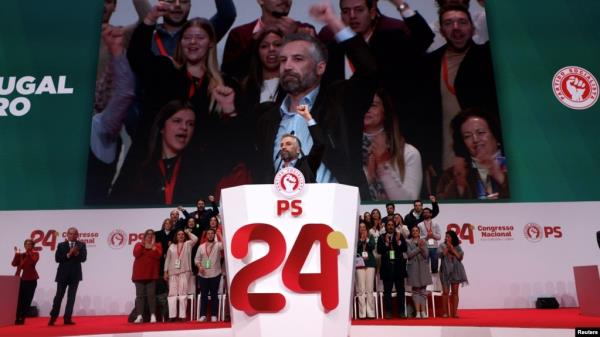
[426,284,443,317]
[187,294,195,321]
[353,291,381,319]
[197,275,227,321]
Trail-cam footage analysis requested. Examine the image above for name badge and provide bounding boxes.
[389,250,395,260]
[204,259,212,269]
[175,259,181,269]
[361,251,368,259]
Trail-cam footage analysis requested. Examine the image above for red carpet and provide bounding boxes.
[1,309,599,337]
[353,308,600,328]
[0,316,230,337]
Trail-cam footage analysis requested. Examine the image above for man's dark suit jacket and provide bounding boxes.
[274,123,326,184]
[221,20,258,80]
[420,41,500,173]
[254,34,378,199]
[55,240,87,284]
[318,13,434,163]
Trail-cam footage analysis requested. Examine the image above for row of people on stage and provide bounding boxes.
[10,197,468,325]
[133,197,225,322]
[86,0,506,206]
[355,197,468,319]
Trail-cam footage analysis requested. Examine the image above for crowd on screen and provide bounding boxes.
[85,0,507,207]
[11,196,469,325]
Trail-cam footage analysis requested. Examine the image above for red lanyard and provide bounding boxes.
[186,71,204,99]
[154,32,169,57]
[176,242,184,257]
[425,221,432,232]
[347,57,356,74]
[442,54,456,95]
[158,157,182,205]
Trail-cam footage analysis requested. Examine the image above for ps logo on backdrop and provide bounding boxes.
[552,66,598,110]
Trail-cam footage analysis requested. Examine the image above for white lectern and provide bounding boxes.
[221,183,359,337]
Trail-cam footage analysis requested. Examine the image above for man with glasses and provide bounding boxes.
[419,4,499,191]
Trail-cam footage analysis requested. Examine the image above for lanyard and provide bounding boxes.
[154,32,170,57]
[205,242,214,259]
[425,221,432,232]
[176,242,184,258]
[347,57,356,74]
[186,71,204,99]
[442,53,456,96]
[158,157,182,205]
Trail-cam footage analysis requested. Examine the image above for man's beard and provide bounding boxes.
[164,14,187,28]
[280,149,296,162]
[281,69,318,95]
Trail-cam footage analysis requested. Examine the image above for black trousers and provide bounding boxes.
[383,277,406,317]
[50,281,79,322]
[16,280,37,322]
[198,275,221,317]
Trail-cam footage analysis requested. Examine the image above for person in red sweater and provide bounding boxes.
[132,229,163,323]
[12,239,39,325]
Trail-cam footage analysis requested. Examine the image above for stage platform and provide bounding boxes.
[1,308,598,337]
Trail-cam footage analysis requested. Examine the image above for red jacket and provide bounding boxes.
[132,243,162,281]
[12,251,39,280]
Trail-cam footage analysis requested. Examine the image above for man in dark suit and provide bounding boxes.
[179,195,219,233]
[318,0,434,153]
[254,2,378,199]
[222,0,303,80]
[48,227,87,326]
[420,4,499,191]
[377,218,407,318]
[274,104,325,183]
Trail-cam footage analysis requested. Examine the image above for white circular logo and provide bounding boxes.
[107,229,127,249]
[552,66,598,110]
[274,167,305,198]
[523,223,542,243]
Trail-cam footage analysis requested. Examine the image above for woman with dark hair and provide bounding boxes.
[438,230,468,318]
[362,211,373,230]
[240,28,285,112]
[164,228,198,321]
[437,108,508,199]
[200,216,223,244]
[363,88,422,201]
[12,239,39,325]
[111,100,213,204]
[368,208,384,238]
[132,229,162,323]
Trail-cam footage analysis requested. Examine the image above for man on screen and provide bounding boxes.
[420,4,499,194]
[254,2,377,199]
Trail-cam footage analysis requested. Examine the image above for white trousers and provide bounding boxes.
[168,272,190,318]
[355,267,376,318]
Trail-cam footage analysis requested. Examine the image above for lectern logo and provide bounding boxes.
[552,66,598,110]
[274,167,305,198]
